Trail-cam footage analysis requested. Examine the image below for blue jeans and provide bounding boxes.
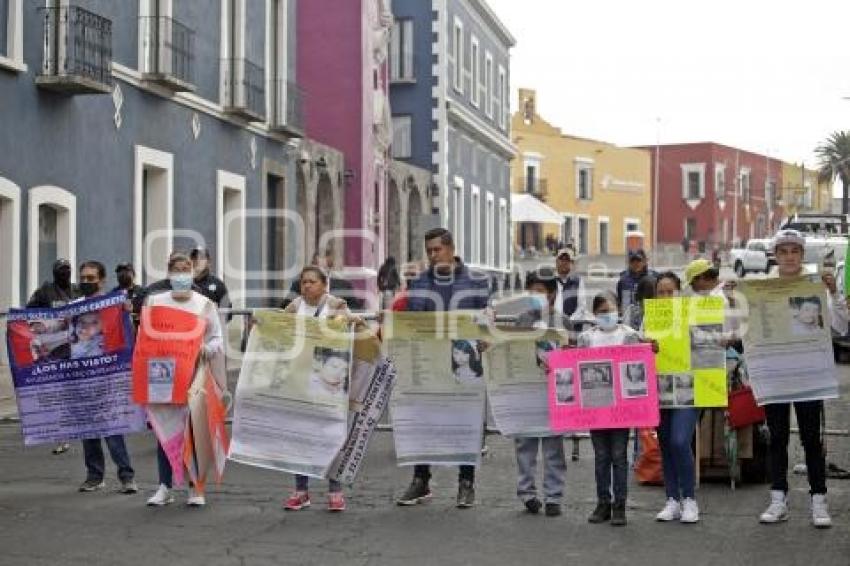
[590,429,629,504]
[514,436,566,504]
[295,475,341,493]
[657,408,699,500]
[82,436,134,482]
[156,443,174,488]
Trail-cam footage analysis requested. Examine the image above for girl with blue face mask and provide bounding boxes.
[578,292,641,527]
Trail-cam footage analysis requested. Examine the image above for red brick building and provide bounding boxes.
[642,143,785,251]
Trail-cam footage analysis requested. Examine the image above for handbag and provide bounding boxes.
[727,386,765,429]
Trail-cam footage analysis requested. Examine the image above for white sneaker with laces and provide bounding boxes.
[811,494,832,529]
[146,484,174,507]
[187,489,206,507]
[680,498,700,523]
[759,490,788,523]
[655,498,681,522]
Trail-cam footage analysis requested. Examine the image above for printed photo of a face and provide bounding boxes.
[309,347,351,398]
[689,324,725,370]
[658,374,676,407]
[620,362,648,398]
[789,296,824,336]
[451,340,483,384]
[674,374,695,406]
[28,318,71,363]
[535,340,556,370]
[554,368,575,405]
[71,312,105,359]
[579,361,615,408]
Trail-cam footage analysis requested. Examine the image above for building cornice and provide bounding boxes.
[466,0,516,47]
[446,96,517,158]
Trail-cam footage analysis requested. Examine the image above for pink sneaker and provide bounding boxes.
[328,492,346,512]
[284,491,310,511]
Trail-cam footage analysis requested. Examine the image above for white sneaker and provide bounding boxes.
[759,490,788,523]
[655,498,681,522]
[680,498,700,524]
[187,489,206,507]
[811,494,832,529]
[146,484,174,507]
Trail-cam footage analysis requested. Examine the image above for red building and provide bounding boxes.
[642,143,785,251]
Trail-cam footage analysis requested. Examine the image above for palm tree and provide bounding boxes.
[816,131,850,214]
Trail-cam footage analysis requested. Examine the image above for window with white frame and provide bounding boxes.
[499,198,508,269]
[221,0,247,105]
[576,162,593,200]
[470,36,480,106]
[715,164,726,200]
[471,186,481,264]
[577,217,589,255]
[0,0,24,70]
[134,145,174,285]
[390,18,414,82]
[452,18,463,92]
[391,115,412,159]
[680,163,705,201]
[498,65,507,129]
[486,193,495,267]
[484,52,493,118]
[766,179,777,206]
[739,167,751,201]
[0,178,21,310]
[453,181,464,254]
[28,186,77,294]
[562,215,573,246]
[217,170,246,307]
[598,218,609,255]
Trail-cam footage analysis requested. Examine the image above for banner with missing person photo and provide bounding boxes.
[385,311,487,467]
[547,344,658,430]
[229,312,353,479]
[5,292,145,445]
[740,277,839,404]
[643,296,728,408]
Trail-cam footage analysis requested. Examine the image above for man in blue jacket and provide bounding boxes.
[616,249,656,316]
[396,228,490,508]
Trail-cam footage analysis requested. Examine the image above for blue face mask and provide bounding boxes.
[529,293,548,312]
[595,312,619,330]
[170,273,193,293]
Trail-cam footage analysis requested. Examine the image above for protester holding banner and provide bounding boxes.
[648,272,700,524]
[282,265,353,513]
[579,292,640,526]
[755,230,848,528]
[137,252,227,508]
[511,270,566,516]
[396,228,490,509]
[75,261,138,494]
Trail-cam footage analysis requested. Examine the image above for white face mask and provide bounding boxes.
[595,313,619,331]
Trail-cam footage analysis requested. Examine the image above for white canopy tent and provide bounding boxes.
[510,193,564,225]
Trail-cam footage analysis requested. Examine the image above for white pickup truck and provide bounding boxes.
[731,239,773,277]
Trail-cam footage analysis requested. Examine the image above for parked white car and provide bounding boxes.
[731,239,773,277]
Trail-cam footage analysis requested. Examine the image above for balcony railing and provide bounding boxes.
[222,58,265,121]
[525,178,549,201]
[269,79,305,137]
[36,5,112,94]
[139,15,195,91]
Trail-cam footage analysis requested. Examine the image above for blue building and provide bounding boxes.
[388,0,516,277]
[0,0,346,315]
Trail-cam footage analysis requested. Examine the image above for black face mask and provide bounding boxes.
[79,282,99,297]
[53,267,72,288]
[117,273,134,289]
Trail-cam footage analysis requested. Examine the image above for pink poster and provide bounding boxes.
[548,344,659,431]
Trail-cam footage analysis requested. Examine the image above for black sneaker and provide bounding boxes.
[456,479,475,509]
[79,479,105,492]
[120,480,139,494]
[545,503,562,517]
[588,501,611,523]
[524,497,542,514]
[611,502,627,526]
[396,478,432,506]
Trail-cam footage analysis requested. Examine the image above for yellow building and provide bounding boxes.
[510,88,652,256]
[781,162,832,215]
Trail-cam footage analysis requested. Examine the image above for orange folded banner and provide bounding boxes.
[132,305,206,404]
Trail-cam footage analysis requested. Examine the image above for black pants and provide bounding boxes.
[414,465,475,484]
[765,400,826,495]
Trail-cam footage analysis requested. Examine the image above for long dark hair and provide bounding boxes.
[451,340,483,376]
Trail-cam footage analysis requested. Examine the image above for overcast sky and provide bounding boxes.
[488,0,850,183]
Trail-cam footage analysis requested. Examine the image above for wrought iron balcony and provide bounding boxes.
[269,79,305,137]
[526,178,549,201]
[35,5,112,94]
[139,16,195,92]
[222,58,265,121]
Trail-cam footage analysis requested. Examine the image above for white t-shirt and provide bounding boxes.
[296,295,329,319]
[577,324,641,348]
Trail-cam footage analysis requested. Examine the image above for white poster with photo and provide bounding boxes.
[386,312,487,467]
[229,313,352,479]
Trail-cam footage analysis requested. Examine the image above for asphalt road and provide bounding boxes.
[1,367,850,566]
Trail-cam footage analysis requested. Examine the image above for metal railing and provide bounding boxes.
[525,178,548,201]
[139,15,195,88]
[270,78,305,135]
[38,5,112,88]
[222,58,265,120]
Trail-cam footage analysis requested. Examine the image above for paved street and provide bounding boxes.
[1,363,849,566]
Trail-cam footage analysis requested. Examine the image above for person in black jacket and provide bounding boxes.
[27,259,81,309]
[190,248,231,310]
[111,263,145,325]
